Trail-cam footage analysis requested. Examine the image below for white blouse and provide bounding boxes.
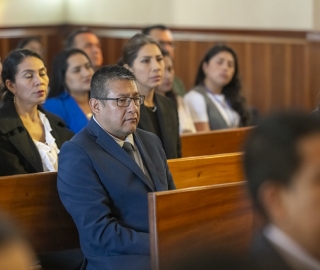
[184,90,240,128]
[33,111,60,172]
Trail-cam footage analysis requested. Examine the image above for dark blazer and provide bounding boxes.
[57,119,176,270]
[250,232,292,270]
[138,93,181,159]
[0,100,74,176]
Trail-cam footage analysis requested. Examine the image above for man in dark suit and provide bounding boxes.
[64,28,103,71]
[243,111,320,270]
[57,65,176,270]
[142,24,187,97]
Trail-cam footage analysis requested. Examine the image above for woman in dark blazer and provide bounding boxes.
[0,49,74,176]
[122,33,181,159]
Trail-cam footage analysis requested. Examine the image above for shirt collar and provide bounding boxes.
[93,115,135,148]
[264,224,320,270]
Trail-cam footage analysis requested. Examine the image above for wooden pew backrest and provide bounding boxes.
[148,182,253,270]
[168,152,244,189]
[180,127,253,157]
[0,172,79,254]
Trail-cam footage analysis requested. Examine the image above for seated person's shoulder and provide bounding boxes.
[44,110,74,136]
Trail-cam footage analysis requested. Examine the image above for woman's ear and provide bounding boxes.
[5,80,16,94]
[124,64,133,73]
[202,62,208,76]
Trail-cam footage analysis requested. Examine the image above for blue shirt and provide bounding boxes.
[44,92,89,133]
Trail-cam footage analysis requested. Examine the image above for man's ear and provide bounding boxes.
[5,80,16,94]
[124,64,133,73]
[89,98,101,116]
[258,181,285,222]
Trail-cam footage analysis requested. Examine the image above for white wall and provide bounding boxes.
[0,0,65,26]
[0,0,316,31]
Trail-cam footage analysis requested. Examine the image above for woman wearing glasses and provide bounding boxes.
[0,49,74,176]
[44,48,94,133]
[122,33,181,159]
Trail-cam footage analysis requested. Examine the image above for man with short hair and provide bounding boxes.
[244,111,320,270]
[142,24,186,97]
[65,28,103,71]
[57,65,175,270]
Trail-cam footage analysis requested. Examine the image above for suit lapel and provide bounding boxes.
[9,130,43,172]
[88,120,154,190]
[0,101,43,172]
[134,133,160,191]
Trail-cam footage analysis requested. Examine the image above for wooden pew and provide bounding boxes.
[168,152,244,189]
[0,172,79,254]
[148,182,253,270]
[180,127,253,157]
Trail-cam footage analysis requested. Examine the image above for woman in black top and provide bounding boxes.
[0,49,74,176]
[122,33,181,159]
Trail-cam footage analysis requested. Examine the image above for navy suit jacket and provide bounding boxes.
[57,119,175,270]
[250,232,292,270]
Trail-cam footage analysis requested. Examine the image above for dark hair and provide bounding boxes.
[2,49,43,102]
[142,24,169,35]
[122,33,162,67]
[195,44,250,126]
[90,65,136,99]
[160,49,178,108]
[16,37,42,50]
[64,27,98,49]
[48,48,91,98]
[244,111,320,216]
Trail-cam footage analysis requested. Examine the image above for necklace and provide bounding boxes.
[146,106,157,112]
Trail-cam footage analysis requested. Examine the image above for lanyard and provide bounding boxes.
[205,88,238,127]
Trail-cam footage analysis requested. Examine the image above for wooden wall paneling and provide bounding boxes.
[244,43,253,105]
[250,43,271,114]
[269,44,287,110]
[45,33,65,76]
[102,37,127,66]
[284,44,292,107]
[0,25,319,114]
[308,42,320,110]
[290,44,309,109]
[0,39,9,61]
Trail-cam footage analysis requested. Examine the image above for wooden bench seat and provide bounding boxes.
[0,172,79,254]
[168,152,244,189]
[148,182,253,270]
[180,127,253,157]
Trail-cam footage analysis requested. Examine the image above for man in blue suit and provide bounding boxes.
[57,65,176,270]
[244,112,320,270]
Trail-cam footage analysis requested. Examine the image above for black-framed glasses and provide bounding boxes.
[93,95,145,107]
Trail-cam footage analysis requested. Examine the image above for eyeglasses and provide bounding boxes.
[93,96,145,107]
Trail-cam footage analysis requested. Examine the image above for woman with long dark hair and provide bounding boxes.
[184,44,250,131]
[44,48,94,133]
[0,49,74,176]
[122,33,181,158]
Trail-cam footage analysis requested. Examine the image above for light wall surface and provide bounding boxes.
[0,0,66,26]
[0,0,316,31]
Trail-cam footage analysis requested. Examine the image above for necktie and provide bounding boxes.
[123,142,135,161]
